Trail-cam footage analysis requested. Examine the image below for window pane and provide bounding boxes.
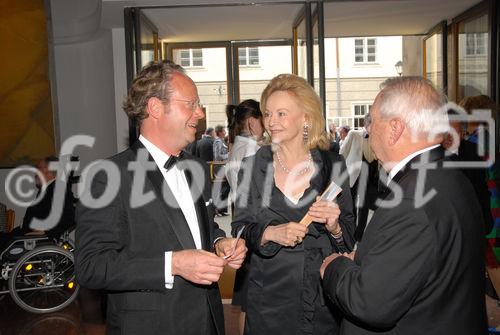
[192,49,203,58]
[355,39,364,46]
[249,48,259,57]
[477,33,486,54]
[180,59,190,67]
[367,55,376,62]
[238,48,247,65]
[180,50,189,58]
[466,34,475,55]
[367,39,376,46]
[458,13,489,99]
[249,57,259,65]
[355,56,364,62]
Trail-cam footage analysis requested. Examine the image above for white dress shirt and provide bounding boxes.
[387,144,440,184]
[139,135,202,289]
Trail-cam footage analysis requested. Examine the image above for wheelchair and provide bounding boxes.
[0,228,79,314]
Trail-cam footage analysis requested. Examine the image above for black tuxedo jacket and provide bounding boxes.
[75,141,226,335]
[323,147,487,335]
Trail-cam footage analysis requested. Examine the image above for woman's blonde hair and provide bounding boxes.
[260,74,329,150]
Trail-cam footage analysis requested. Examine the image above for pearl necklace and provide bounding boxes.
[275,150,313,175]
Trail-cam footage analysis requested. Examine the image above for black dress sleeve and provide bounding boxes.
[231,156,282,257]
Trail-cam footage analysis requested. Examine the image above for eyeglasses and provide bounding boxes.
[172,98,203,112]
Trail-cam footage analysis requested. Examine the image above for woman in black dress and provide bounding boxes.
[232,74,355,334]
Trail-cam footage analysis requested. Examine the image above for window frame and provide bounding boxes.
[179,48,204,68]
[354,37,377,64]
[465,32,487,56]
[351,102,372,129]
[238,46,260,66]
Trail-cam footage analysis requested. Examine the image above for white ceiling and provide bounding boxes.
[102,0,482,42]
[143,4,303,42]
[323,0,480,37]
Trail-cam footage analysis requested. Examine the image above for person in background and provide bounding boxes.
[321,76,487,335]
[456,95,500,304]
[339,114,378,241]
[232,74,355,334]
[338,125,350,147]
[329,123,340,154]
[21,156,75,238]
[185,126,205,157]
[225,99,265,335]
[196,127,215,162]
[225,99,265,195]
[443,108,492,235]
[76,60,247,335]
[213,125,230,216]
[213,125,229,161]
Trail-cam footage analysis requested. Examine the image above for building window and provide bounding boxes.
[239,47,259,66]
[179,49,203,67]
[354,38,377,63]
[352,103,371,128]
[465,33,486,56]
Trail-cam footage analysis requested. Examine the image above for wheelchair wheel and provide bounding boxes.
[8,245,79,314]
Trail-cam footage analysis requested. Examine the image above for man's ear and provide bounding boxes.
[146,97,164,120]
[388,118,405,146]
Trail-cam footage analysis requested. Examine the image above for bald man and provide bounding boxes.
[321,77,487,335]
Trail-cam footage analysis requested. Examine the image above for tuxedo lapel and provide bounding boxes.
[184,166,211,251]
[132,142,197,250]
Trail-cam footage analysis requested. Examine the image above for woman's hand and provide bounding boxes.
[308,197,341,234]
[261,222,307,247]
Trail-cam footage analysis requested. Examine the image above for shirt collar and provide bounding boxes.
[387,144,440,184]
[139,134,171,170]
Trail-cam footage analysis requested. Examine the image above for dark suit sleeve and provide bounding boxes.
[75,168,165,291]
[322,202,435,328]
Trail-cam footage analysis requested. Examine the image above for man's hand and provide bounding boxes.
[172,249,226,285]
[215,238,247,269]
[320,251,356,279]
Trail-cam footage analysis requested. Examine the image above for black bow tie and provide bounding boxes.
[164,152,183,171]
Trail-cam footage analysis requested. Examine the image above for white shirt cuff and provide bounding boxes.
[164,251,174,289]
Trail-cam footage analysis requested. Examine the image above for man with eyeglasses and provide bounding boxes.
[76,60,247,335]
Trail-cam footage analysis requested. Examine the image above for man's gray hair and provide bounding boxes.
[377,76,449,137]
